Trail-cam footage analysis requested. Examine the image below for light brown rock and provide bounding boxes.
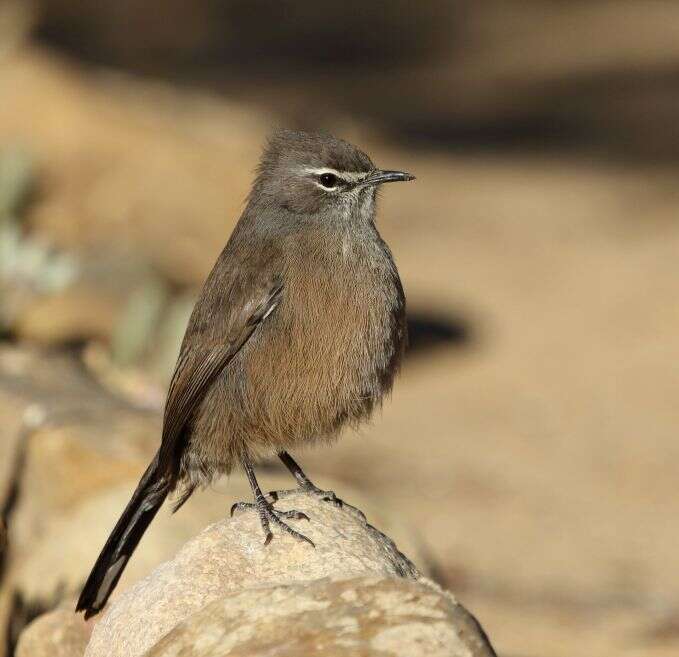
[85,492,422,657]
[12,471,421,603]
[0,345,157,652]
[0,346,158,561]
[0,347,42,527]
[15,606,91,657]
[11,283,122,346]
[144,576,495,657]
[8,405,158,557]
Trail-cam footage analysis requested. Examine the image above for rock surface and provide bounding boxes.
[85,492,424,657]
[14,606,91,657]
[145,576,495,657]
[10,472,426,607]
[0,345,157,655]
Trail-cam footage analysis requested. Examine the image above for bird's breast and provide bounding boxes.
[239,230,405,442]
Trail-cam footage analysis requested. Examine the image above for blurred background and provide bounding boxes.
[1,1,679,656]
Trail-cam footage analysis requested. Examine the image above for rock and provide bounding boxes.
[85,491,424,657]
[0,374,27,537]
[0,345,158,653]
[5,473,427,656]
[9,474,400,606]
[145,576,495,657]
[15,606,91,657]
[0,347,159,558]
[8,401,158,556]
[0,590,11,657]
[11,281,123,346]
[0,347,59,512]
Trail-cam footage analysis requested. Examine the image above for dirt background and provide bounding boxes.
[1,2,678,656]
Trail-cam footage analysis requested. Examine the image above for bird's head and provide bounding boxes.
[249,130,414,222]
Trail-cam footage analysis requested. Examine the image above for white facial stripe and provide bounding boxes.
[303,167,369,183]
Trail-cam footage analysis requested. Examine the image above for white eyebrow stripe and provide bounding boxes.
[302,167,369,183]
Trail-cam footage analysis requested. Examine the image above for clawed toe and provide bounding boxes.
[268,512,314,546]
[276,509,310,521]
[319,490,343,507]
[230,498,314,547]
[230,501,255,517]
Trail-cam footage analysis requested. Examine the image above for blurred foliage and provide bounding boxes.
[0,148,78,332]
[111,274,170,368]
[0,147,33,223]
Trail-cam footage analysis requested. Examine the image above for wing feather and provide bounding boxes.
[157,280,282,474]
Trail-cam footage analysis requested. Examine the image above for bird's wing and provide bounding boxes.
[157,279,283,475]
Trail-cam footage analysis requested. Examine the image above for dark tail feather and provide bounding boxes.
[76,453,170,619]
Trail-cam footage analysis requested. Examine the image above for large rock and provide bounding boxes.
[6,382,159,558]
[85,492,432,657]
[0,345,158,655]
[0,343,157,563]
[145,576,495,657]
[0,355,28,547]
[15,606,91,657]
[10,471,425,610]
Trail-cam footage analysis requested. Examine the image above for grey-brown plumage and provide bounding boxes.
[77,130,414,618]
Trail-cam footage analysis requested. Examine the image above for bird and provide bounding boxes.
[76,129,415,619]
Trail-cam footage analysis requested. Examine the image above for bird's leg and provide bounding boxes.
[230,458,314,547]
[269,451,343,508]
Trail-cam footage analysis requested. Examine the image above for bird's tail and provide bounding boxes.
[76,452,170,619]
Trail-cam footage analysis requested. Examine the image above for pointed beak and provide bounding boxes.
[360,169,416,187]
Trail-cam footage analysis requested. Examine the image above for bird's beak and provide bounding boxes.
[359,169,416,187]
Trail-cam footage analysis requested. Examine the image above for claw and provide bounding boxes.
[322,493,343,508]
[231,501,254,517]
[279,510,309,521]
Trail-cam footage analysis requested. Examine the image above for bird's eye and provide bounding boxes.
[318,173,338,189]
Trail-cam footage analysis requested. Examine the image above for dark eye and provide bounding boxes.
[319,173,338,189]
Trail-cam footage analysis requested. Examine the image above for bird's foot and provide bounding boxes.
[269,485,344,508]
[230,499,314,547]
